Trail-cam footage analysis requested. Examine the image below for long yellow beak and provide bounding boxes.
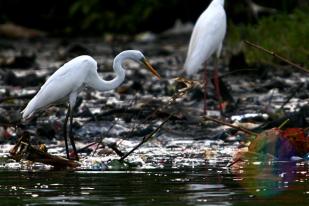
[141,58,161,80]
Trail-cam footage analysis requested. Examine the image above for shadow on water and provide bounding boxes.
[0,162,308,206]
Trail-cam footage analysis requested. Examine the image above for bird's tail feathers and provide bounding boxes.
[184,61,202,76]
[21,100,35,119]
[21,108,33,119]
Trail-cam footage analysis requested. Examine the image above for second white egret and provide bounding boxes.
[184,0,226,113]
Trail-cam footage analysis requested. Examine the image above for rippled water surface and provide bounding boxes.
[0,162,308,206]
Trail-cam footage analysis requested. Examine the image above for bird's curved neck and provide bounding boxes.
[88,51,138,91]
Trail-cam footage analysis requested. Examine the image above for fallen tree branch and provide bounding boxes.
[10,132,80,168]
[244,40,308,73]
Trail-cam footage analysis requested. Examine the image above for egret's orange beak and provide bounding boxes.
[141,58,161,80]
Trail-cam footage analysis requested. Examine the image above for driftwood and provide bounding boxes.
[10,132,80,169]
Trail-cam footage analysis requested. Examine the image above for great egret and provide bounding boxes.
[184,0,226,113]
[22,50,160,160]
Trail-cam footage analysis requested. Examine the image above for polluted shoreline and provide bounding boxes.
[0,1,308,204]
[0,35,308,171]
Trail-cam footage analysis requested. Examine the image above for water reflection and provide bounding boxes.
[0,164,308,205]
[229,160,309,205]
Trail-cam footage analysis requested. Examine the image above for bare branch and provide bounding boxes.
[244,40,308,73]
[119,113,174,161]
[119,77,196,161]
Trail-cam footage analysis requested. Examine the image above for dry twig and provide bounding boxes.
[119,113,174,161]
[244,40,308,73]
[119,77,196,161]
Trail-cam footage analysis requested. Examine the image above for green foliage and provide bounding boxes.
[227,8,309,68]
[69,0,167,34]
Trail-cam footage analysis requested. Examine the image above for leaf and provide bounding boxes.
[232,127,308,166]
[279,128,309,157]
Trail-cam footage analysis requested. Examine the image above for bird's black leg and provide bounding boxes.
[204,64,208,115]
[63,106,70,159]
[69,106,79,160]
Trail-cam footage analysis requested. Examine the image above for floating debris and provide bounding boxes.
[9,132,80,169]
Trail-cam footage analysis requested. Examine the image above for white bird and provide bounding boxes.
[184,0,226,113]
[22,50,160,160]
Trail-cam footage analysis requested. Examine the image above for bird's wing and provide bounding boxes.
[41,60,76,90]
[185,5,227,75]
[22,60,87,118]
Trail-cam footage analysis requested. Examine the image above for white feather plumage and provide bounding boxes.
[22,50,160,119]
[184,0,226,75]
[21,55,97,119]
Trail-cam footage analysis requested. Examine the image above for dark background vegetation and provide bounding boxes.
[0,0,308,67]
[0,0,308,35]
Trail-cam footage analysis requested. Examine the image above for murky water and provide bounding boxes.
[0,162,308,206]
[0,134,308,206]
[1,34,309,206]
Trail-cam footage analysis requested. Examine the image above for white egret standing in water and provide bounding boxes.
[22,50,161,160]
[184,0,226,113]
